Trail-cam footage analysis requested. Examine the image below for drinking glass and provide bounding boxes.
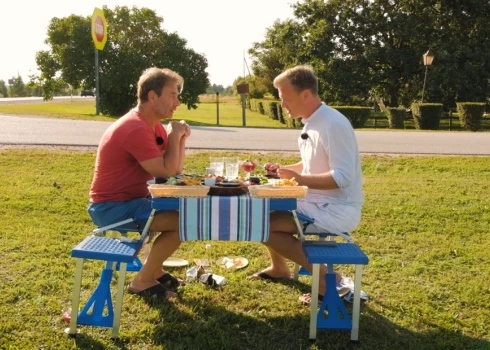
[239,159,258,179]
[209,157,224,177]
[224,157,239,180]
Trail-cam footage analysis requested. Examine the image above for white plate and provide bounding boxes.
[216,256,249,270]
[162,257,189,267]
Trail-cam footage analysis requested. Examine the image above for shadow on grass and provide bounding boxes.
[141,294,488,350]
[74,332,127,350]
[358,305,489,350]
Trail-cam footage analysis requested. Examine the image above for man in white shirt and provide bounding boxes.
[249,65,364,303]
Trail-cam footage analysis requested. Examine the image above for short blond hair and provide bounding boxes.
[273,65,318,95]
[137,67,184,104]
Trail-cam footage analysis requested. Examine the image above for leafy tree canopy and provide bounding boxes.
[7,76,27,98]
[250,0,490,109]
[36,6,210,116]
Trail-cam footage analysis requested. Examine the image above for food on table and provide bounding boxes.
[275,177,298,186]
[206,174,224,182]
[166,176,203,186]
[248,176,261,185]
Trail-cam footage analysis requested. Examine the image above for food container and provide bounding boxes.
[148,184,210,198]
[248,185,308,198]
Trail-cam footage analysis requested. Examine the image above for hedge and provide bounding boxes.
[411,103,442,130]
[386,107,406,129]
[456,102,485,132]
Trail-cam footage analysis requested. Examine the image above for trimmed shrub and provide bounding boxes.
[386,107,406,129]
[278,105,286,124]
[331,106,370,128]
[257,102,265,115]
[267,102,279,120]
[411,103,442,130]
[456,102,485,131]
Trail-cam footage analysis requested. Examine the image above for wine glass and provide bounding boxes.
[239,159,257,179]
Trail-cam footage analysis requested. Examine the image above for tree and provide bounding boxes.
[36,6,209,116]
[249,19,304,99]
[250,0,490,109]
[0,80,8,98]
[7,75,27,97]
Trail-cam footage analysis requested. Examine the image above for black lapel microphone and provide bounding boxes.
[156,136,164,145]
[301,133,309,140]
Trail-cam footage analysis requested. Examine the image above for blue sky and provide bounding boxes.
[0,0,295,87]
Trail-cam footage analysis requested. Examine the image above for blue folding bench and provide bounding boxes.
[291,211,369,342]
[66,210,156,339]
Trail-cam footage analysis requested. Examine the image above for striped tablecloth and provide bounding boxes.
[179,194,270,242]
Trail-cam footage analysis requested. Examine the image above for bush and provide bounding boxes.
[278,105,286,124]
[257,102,265,115]
[267,102,279,121]
[456,102,485,131]
[411,103,443,130]
[331,106,370,128]
[386,107,406,129]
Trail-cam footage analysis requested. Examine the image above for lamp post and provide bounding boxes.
[421,50,435,102]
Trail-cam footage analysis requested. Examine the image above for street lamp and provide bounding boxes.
[421,50,435,102]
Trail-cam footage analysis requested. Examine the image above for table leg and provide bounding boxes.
[68,258,84,335]
[351,264,363,341]
[139,209,156,242]
[309,263,320,340]
[111,262,127,339]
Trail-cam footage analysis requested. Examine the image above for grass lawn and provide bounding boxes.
[0,149,489,349]
[1,98,489,131]
[0,99,289,129]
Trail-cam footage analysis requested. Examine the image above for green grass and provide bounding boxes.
[0,149,489,349]
[1,99,488,130]
[0,99,289,128]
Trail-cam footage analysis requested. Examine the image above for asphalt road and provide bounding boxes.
[0,114,489,155]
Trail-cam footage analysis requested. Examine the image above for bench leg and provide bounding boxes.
[68,258,84,335]
[111,262,127,339]
[293,263,299,281]
[309,263,320,340]
[351,264,363,341]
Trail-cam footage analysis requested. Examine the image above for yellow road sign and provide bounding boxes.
[91,8,107,50]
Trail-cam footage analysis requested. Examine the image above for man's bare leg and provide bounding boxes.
[129,210,180,297]
[250,211,341,298]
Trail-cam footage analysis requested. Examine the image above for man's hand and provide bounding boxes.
[180,120,191,138]
[167,120,188,138]
[277,167,299,180]
[264,162,280,175]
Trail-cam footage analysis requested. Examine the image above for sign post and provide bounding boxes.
[91,8,107,115]
[236,84,249,126]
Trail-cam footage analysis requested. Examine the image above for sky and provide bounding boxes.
[0,1,296,87]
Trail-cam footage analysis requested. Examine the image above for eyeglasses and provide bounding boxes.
[156,136,164,145]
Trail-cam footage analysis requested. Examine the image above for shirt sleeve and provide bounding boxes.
[123,125,163,163]
[323,121,357,188]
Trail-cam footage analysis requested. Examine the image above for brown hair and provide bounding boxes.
[137,67,184,104]
[273,65,318,95]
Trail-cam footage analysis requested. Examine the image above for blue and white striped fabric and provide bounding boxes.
[179,194,270,242]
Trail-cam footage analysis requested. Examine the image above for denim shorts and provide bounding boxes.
[88,197,152,231]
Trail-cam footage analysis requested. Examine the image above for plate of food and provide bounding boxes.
[215,182,241,188]
[216,256,249,270]
[162,257,189,267]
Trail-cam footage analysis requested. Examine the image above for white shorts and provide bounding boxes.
[297,199,361,234]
